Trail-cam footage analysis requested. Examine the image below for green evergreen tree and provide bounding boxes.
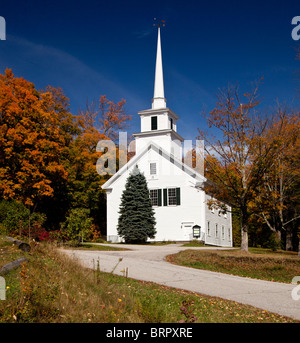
[117,165,156,243]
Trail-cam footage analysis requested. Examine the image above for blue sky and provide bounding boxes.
[0,0,299,139]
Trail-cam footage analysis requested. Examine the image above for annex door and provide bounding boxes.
[182,222,194,241]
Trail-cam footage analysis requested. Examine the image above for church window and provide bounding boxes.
[150,162,157,175]
[207,221,210,236]
[151,116,157,130]
[168,188,177,205]
[222,225,225,239]
[163,187,180,206]
[170,118,173,130]
[150,189,158,206]
[215,223,218,237]
[150,189,161,207]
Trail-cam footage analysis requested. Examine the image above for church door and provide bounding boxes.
[182,222,194,240]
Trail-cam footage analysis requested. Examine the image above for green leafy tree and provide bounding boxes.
[61,208,93,244]
[117,166,156,243]
[0,199,29,235]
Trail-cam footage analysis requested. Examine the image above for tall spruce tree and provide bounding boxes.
[117,165,156,243]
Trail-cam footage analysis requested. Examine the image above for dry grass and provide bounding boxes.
[0,237,298,323]
[0,239,141,323]
[166,248,300,283]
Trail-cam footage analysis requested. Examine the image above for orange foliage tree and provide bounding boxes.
[252,106,300,250]
[76,95,132,182]
[64,95,131,231]
[0,69,132,237]
[198,84,285,251]
[0,70,74,209]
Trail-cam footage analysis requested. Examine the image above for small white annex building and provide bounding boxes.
[102,27,232,247]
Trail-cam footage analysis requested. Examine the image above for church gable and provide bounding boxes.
[101,141,205,191]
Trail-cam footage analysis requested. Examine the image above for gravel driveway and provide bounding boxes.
[61,243,300,321]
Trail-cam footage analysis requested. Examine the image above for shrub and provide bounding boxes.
[0,199,29,235]
[87,224,103,242]
[265,232,282,251]
[49,230,67,243]
[27,212,47,241]
[38,231,50,241]
[0,200,48,240]
[61,208,93,243]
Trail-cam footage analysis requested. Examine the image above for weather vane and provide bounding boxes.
[153,18,166,28]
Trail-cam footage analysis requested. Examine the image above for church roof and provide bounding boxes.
[101,140,206,190]
[138,107,180,120]
[132,128,184,142]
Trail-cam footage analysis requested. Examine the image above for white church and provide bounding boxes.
[101,27,232,247]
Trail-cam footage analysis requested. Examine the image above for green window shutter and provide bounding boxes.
[176,187,181,205]
[158,189,162,206]
[163,188,168,206]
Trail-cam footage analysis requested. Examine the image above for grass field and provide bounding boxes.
[64,242,130,251]
[166,247,300,283]
[0,236,298,323]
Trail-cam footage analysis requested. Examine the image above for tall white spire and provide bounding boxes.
[152,27,166,109]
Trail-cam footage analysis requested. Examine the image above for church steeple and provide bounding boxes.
[152,27,166,109]
[133,22,184,159]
